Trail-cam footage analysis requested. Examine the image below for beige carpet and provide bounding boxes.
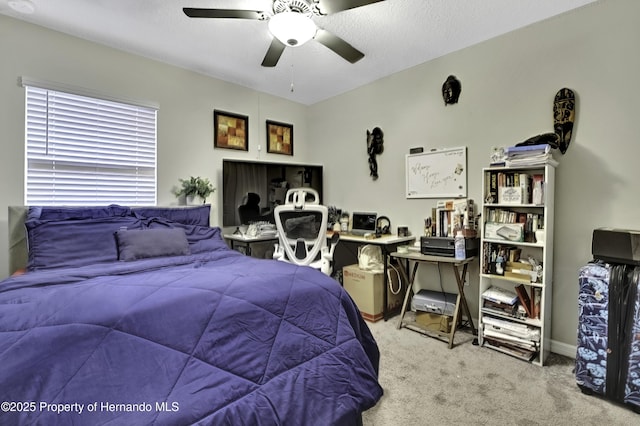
[362,318,638,425]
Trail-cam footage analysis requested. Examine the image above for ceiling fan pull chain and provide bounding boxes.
[290,51,295,92]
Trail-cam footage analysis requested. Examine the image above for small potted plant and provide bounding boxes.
[175,176,215,204]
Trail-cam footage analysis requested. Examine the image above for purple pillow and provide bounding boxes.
[115,228,190,261]
[26,216,143,270]
[132,205,211,226]
[28,205,132,221]
[146,222,228,254]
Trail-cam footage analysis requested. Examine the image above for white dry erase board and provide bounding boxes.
[405,147,467,198]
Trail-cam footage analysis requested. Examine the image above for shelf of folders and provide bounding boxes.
[480,286,542,362]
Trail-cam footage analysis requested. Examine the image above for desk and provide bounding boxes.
[224,233,278,257]
[335,233,415,320]
[392,251,477,348]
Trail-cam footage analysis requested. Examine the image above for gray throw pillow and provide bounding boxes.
[116,228,190,261]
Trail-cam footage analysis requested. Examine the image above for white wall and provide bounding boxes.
[0,14,308,277]
[1,0,638,352]
[308,0,640,353]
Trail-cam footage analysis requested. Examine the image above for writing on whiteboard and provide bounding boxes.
[409,162,463,189]
[405,147,467,198]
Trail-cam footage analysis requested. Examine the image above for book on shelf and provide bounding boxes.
[519,173,531,203]
[531,287,541,319]
[485,170,499,203]
[515,284,533,317]
[531,174,544,204]
[487,208,519,223]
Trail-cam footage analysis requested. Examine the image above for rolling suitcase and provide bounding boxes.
[576,261,640,412]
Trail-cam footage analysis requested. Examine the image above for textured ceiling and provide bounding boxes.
[1,0,598,105]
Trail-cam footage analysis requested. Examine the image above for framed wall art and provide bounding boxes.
[266,120,293,156]
[214,110,248,151]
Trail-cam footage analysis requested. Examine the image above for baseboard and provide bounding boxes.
[551,339,576,359]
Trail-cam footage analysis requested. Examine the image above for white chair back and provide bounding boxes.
[273,188,338,275]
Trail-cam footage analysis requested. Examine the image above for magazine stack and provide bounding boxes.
[481,286,540,361]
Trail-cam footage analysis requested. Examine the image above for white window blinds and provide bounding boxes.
[24,85,157,206]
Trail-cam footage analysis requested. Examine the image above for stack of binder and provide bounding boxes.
[504,143,558,167]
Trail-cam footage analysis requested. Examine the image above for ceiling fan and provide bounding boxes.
[183,0,384,67]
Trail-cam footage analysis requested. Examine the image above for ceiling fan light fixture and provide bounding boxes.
[268,12,316,47]
[8,0,35,14]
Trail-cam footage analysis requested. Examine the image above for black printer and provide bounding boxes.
[420,236,478,257]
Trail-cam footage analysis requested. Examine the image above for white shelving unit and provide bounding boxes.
[478,164,555,366]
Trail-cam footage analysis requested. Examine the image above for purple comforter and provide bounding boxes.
[0,248,382,425]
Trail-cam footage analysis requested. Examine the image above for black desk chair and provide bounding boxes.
[237,192,262,224]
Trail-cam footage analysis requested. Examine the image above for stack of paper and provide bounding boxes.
[481,287,518,317]
[482,316,540,361]
[483,316,540,341]
[482,286,518,304]
[504,144,558,167]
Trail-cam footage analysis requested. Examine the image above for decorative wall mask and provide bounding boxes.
[442,75,462,105]
[366,127,384,180]
[553,88,576,154]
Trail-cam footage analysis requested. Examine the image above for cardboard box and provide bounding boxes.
[343,264,404,322]
[416,312,452,333]
[484,222,524,242]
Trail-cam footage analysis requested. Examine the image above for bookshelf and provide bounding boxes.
[478,164,555,366]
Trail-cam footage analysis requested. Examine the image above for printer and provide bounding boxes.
[411,289,456,316]
[420,236,478,257]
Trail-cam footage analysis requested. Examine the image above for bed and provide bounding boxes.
[0,205,382,425]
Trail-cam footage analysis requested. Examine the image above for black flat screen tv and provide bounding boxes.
[222,159,323,227]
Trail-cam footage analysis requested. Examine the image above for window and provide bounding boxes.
[23,83,157,206]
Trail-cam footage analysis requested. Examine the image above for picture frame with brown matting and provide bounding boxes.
[266,120,293,156]
[214,110,248,151]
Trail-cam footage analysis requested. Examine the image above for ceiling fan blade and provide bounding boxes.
[183,8,265,19]
[261,38,287,67]
[317,0,385,14]
[314,29,364,64]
